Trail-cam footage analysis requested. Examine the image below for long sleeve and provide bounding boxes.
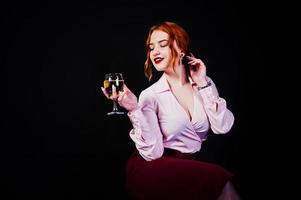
[127,90,164,161]
[197,77,234,134]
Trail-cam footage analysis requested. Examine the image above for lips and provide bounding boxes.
[154,57,163,64]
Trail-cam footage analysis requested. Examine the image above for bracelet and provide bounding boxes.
[197,81,211,90]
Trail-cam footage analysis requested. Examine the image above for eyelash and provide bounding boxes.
[149,43,168,51]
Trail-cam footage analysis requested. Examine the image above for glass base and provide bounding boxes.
[107,111,124,115]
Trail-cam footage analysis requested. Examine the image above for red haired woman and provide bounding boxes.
[102,21,240,200]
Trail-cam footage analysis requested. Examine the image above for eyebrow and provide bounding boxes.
[149,39,169,45]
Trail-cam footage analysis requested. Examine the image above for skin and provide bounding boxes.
[101,30,209,114]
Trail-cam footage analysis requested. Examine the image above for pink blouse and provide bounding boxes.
[128,74,234,161]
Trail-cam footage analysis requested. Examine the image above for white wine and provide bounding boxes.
[103,80,124,96]
[103,72,125,115]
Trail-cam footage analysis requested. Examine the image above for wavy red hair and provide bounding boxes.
[144,21,190,81]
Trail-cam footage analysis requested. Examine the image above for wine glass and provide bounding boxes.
[103,73,125,115]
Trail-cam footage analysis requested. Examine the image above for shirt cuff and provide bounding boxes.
[198,85,219,104]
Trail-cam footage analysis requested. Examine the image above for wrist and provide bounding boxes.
[194,77,208,87]
[196,80,211,90]
[129,105,139,113]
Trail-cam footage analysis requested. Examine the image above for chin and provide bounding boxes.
[153,64,167,72]
[154,66,165,72]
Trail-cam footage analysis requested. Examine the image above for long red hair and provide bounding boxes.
[144,21,190,81]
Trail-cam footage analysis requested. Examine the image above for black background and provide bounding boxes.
[1,0,279,199]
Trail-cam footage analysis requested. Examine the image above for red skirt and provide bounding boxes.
[126,148,233,200]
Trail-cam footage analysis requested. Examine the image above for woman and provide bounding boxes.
[102,21,240,200]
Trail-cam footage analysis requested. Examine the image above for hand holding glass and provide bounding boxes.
[103,73,124,115]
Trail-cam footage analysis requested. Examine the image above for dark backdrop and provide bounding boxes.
[1,1,273,199]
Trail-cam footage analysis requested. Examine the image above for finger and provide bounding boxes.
[188,60,198,65]
[117,94,123,104]
[118,86,126,97]
[111,85,118,100]
[101,87,110,99]
[186,55,198,62]
[190,59,202,65]
[185,55,193,60]
[122,84,133,95]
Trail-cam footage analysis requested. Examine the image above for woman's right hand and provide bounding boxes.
[101,83,138,112]
[116,84,139,112]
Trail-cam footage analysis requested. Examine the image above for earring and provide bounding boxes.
[180,52,185,58]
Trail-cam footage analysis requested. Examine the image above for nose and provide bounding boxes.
[152,46,160,56]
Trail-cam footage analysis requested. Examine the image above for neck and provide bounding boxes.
[164,64,189,86]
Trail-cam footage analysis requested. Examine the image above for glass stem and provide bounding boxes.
[112,101,118,112]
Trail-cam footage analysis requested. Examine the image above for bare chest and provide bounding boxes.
[171,86,194,121]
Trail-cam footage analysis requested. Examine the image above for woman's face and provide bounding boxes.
[149,30,173,72]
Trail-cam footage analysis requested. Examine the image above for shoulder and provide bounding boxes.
[139,83,157,100]
[138,78,163,105]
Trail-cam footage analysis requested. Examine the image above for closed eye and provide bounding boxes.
[159,40,168,47]
[148,39,169,51]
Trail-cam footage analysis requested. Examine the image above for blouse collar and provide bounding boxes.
[153,73,196,93]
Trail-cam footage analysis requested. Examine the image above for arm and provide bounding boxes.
[103,83,164,161]
[197,77,234,134]
[185,54,234,134]
[127,90,164,161]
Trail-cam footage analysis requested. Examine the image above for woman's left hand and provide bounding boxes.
[186,53,208,86]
